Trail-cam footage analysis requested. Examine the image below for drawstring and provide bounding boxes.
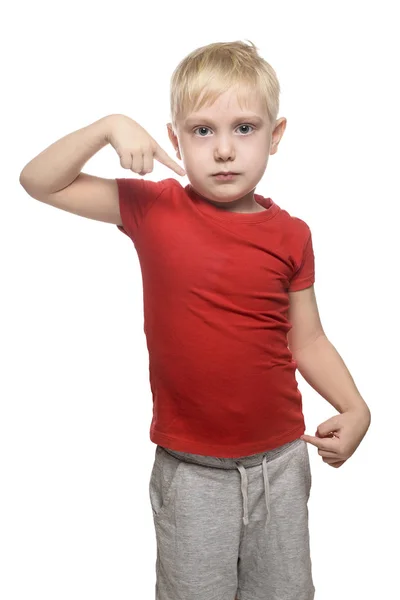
[262,456,271,528]
[235,455,271,529]
[235,462,249,526]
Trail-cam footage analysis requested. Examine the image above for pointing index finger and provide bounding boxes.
[154,144,186,176]
[301,434,337,451]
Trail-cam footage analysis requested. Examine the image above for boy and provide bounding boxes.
[20,40,371,600]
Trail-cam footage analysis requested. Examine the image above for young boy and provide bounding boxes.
[20,40,371,600]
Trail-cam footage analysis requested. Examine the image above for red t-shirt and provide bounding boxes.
[116,177,315,458]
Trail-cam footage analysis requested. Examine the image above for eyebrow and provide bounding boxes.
[184,115,265,126]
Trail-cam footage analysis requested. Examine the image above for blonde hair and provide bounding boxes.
[170,40,280,133]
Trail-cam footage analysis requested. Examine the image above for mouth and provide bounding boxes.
[212,172,240,180]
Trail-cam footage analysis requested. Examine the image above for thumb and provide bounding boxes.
[154,144,186,176]
[316,416,341,437]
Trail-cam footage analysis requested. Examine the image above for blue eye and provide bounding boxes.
[238,124,253,134]
[195,127,210,136]
[193,124,255,136]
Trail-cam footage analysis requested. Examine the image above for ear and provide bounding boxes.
[270,117,287,156]
[167,123,182,160]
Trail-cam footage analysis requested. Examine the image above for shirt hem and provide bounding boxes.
[149,423,306,458]
[288,276,315,292]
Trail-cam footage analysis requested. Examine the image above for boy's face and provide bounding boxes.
[167,87,286,209]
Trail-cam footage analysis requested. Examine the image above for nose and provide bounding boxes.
[214,134,236,161]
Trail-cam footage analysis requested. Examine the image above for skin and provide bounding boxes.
[167,87,287,214]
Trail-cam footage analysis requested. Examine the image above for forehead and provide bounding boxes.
[182,88,268,125]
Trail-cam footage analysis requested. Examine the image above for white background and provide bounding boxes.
[2,0,399,598]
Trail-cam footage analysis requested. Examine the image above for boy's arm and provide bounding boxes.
[295,334,371,467]
[20,115,115,195]
[288,285,370,416]
[19,115,122,224]
[19,113,184,225]
[294,334,370,416]
[287,285,324,353]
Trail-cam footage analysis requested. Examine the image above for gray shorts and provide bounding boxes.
[149,437,315,600]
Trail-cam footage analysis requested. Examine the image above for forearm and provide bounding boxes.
[294,334,371,417]
[19,114,118,195]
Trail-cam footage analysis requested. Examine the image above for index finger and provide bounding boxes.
[301,434,337,451]
[154,145,186,176]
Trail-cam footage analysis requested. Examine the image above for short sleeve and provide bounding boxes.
[115,177,168,240]
[288,231,315,291]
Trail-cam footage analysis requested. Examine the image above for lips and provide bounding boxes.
[213,172,238,175]
[213,172,239,181]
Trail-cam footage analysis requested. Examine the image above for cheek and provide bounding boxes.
[249,144,270,168]
[250,136,269,155]
[182,146,208,169]
[180,143,196,161]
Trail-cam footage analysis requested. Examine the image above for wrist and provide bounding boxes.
[99,114,125,143]
[348,403,371,423]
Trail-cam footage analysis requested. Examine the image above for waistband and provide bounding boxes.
[163,438,301,469]
[162,438,302,529]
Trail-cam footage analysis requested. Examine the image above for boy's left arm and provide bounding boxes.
[288,285,371,468]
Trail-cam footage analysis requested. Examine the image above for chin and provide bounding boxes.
[204,190,243,203]
[189,175,256,203]
[210,184,255,202]
[212,195,243,203]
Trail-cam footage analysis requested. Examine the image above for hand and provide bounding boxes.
[106,114,186,177]
[300,407,371,468]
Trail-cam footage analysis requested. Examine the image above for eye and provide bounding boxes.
[237,124,254,134]
[193,126,212,136]
[193,124,255,137]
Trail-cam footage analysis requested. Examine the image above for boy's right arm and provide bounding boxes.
[19,114,185,225]
[19,115,123,225]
